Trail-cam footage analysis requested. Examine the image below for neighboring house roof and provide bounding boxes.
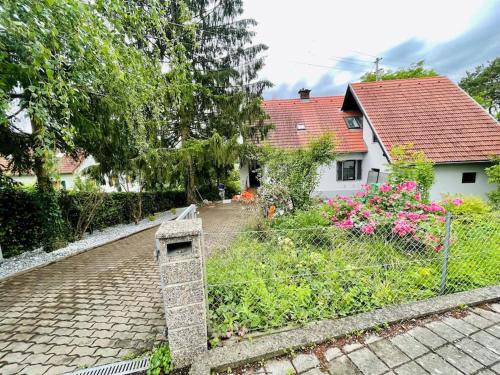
[0,154,83,175]
[347,76,500,163]
[57,155,83,174]
[262,96,367,153]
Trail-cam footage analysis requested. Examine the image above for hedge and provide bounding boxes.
[0,190,186,258]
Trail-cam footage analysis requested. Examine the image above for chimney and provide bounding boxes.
[298,88,311,101]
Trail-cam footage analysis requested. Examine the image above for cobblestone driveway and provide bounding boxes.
[259,304,500,375]
[0,226,164,375]
[0,203,256,375]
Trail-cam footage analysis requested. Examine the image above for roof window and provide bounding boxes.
[345,116,362,129]
[296,123,306,131]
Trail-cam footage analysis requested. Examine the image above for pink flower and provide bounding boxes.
[434,245,444,253]
[362,210,371,218]
[385,212,393,218]
[452,198,464,206]
[436,216,446,223]
[361,224,375,235]
[337,218,354,229]
[407,212,423,221]
[379,183,392,193]
[398,181,418,191]
[355,191,366,197]
[397,211,407,218]
[423,203,445,214]
[414,192,421,201]
[392,220,416,236]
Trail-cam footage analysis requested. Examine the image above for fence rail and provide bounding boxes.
[204,212,500,337]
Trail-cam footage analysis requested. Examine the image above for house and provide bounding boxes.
[0,154,138,192]
[240,76,500,200]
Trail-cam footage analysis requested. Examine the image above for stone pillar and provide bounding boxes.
[155,218,208,367]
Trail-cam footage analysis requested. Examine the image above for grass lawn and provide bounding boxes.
[206,210,500,337]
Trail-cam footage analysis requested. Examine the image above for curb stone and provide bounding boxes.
[189,285,500,375]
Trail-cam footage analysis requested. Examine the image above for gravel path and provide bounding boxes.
[0,207,187,280]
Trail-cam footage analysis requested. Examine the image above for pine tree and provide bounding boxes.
[104,0,272,202]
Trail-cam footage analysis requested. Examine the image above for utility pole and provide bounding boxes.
[374,57,383,81]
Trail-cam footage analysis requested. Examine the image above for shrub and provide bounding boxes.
[324,181,462,252]
[0,189,186,258]
[147,345,173,375]
[485,156,500,208]
[441,195,491,215]
[388,144,434,201]
[0,189,44,257]
[258,135,336,214]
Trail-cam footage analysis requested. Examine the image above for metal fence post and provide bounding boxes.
[0,244,3,264]
[440,212,452,295]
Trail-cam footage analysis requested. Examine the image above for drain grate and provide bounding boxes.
[67,358,149,375]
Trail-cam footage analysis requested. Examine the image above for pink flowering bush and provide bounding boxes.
[325,181,463,252]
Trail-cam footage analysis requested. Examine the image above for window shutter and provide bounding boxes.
[356,160,362,180]
[337,162,342,181]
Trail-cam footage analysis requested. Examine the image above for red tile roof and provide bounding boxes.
[57,155,83,174]
[349,76,500,163]
[262,96,367,153]
[0,154,83,174]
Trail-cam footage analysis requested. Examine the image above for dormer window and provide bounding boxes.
[345,116,362,129]
[296,123,306,131]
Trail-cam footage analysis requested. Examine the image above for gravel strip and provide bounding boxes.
[0,207,188,280]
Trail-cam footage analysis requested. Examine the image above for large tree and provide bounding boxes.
[361,60,438,82]
[0,0,162,189]
[101,0,272,202]
[459,58,499,120]
[0,0,163,248]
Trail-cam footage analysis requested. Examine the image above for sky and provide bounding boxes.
[243,0,500,99]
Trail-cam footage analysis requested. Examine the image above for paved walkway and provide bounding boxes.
[256,304,500,375]
[0,226,163,375]
[0,203,256,375]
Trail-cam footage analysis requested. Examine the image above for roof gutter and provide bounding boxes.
[434,160,494,165]
[347,83,392,163]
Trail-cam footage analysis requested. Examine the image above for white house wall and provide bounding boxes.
[314,152,365,197]
[361,117,390,176]
[430,163,494,200]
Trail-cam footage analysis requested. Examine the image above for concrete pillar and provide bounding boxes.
[155,218,208,367]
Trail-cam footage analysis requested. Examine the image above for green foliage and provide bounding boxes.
[97,0,272,203]
[0,189,44,257]
[361,60,438,82]
[0,189,186,258]
[459,58,499,120]
[441,195,491,215]
[34,185,68,251]
[258,135,337,213]
[206,208,499,337]
[147,345,173,375]
[0,0,161,187]
[485,156,500,208]
[387,144,434,201]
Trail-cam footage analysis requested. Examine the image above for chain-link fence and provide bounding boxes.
[204,212,500,338]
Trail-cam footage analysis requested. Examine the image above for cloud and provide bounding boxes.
[379,2,500,80]
[262,2,500,99]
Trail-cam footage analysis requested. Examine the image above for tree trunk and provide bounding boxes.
[31,118,51,191]
[186,156,196,203]
[181,124,197,204]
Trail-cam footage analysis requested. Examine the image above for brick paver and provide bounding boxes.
[0,203,253,374]
[0,226,163,374]
[255,304,500,375]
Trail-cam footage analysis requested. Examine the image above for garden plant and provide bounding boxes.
[206,181,500,342]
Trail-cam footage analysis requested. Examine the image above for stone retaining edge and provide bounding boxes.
[189,285,500,375]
